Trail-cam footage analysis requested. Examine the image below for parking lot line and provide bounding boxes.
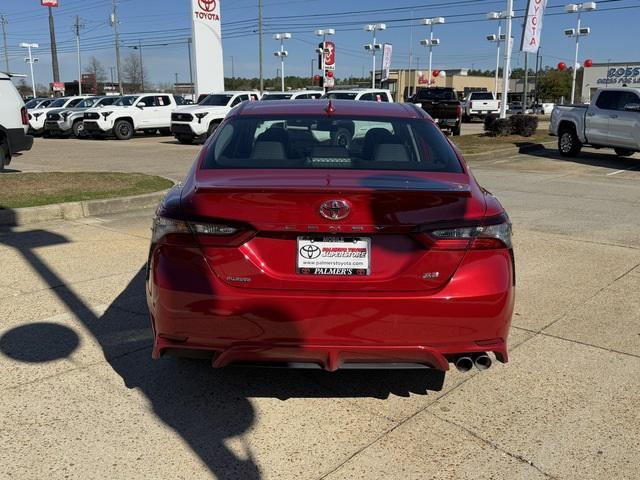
[606,166,640,176]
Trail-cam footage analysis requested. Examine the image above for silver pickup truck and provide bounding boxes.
[549,87,640,157]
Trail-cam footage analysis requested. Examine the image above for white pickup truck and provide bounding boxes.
[82,93,180,140]
[549,88,640,157]
[462,91,500,121]
[170,91,259,144]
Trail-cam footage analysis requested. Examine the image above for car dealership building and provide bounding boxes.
[581,61,640,102]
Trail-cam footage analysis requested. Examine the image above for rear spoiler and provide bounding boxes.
[0,72,27,78]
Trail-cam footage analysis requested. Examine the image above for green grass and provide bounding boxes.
[452,130,554,155]
[0,172,173,209]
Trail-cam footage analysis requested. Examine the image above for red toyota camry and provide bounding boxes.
[146,100,514,374]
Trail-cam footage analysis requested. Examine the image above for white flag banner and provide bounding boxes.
[382,44,393,81]
[521,0,547,53]
[191,0,225,96]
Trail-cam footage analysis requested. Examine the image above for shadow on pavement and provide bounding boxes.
[523,145,640,171]
[0,208,444,479]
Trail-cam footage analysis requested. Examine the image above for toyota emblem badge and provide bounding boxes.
[319,200,350,220]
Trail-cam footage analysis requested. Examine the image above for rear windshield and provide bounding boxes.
[416,89,457,101]
[323,92,358,100]
[469,92,494,100]
[200,94,233,106]
[202,115,462,173]
[262,93,293,100]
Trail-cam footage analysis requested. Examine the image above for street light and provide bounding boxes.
[420,17,444,86]
[20,42,39,98]
[564,1,596,103]
[127,41,168,92]
[364,23,386,88]
[488,5,514,118]
[487,11,511,97]
[315,28,335,92]
[273,33,291,92]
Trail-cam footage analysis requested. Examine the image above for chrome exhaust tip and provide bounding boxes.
[454,356,474,373]
[474,354,492,371]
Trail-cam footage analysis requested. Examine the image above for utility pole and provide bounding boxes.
[186,38,194,96]
[110,0,123,94]
[48,7,60,84]
[109,66,115,84]
[73,16,85,95]
[258,0,264,93]
[137,40,144,91]
[1,15,9,73]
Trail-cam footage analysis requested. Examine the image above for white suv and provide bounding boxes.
[261,90,322,100]
[83,93,179,140]
[322,89,394,103]
[0,73,33,171]
[28,96,89,135]
[170,91,259,144]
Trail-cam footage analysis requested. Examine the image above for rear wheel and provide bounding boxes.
[72,120,84,138]
[451,124,461,136]
[114,120,134,140]
[177,135,193,145]
[614,148,634,157]
[332,127,352,149]
[558,127,582,157]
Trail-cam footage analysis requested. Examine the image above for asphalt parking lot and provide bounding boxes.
[1,136,639,479]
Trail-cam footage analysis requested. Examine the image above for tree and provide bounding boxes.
[537,68,572,102]
[15,78,32,98]
[122,52,148,92]
[84,56,107,83]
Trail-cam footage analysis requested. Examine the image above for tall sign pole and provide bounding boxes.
[191,0,224,96]
[41,1,60,84]
[0,15,9,73]
[110,0,123,94]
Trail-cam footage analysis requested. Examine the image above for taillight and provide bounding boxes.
[21,107,28,125]
[417,219,512,250]
[456,104,462,118]
[151,216,253,247]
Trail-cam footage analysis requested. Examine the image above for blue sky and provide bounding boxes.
[1,0,638,86]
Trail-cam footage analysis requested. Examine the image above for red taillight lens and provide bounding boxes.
[151,216,254,247]
[21,106,28,125]
[417,220,512,250]
[456,104,462,118]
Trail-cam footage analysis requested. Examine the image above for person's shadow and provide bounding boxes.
[0,208,444,479]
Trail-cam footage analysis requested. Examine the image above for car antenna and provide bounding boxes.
[325,99,335,115]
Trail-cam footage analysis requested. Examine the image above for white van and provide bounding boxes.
[0,73,33,171]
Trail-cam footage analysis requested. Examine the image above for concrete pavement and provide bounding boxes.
[1,138,639,479]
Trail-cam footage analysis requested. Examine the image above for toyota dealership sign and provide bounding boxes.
[191,0,224,95]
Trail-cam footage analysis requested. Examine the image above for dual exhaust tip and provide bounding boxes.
[454,354,492,373]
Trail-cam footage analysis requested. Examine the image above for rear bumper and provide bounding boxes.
[3,127,34,157]
[147,247,515,371]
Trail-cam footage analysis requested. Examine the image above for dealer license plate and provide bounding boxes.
[297,237,371,276]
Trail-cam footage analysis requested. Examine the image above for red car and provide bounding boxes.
[146,100,514,374]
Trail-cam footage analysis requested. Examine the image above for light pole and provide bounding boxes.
[487,11,510,96]
[363,24,386,88]
[420,17,445,86]
[315,29,335,92]
[564,2,596,103]
[273,33,291,92]
[128,41,168,92]
[20,42,38,98]
[491,4,514,118]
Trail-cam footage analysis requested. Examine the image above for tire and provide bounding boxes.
[206,121,221,138]
[177,135,193,145]
[614,148,634,157]
[72,120,84,138]
[0,142,8,172]
[113,119,134,140]
[451,124,461,136]
[462,115,470,123]
[558,127,582,157]
[332,127,352,149]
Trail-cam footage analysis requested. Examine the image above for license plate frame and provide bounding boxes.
[297,236,371,276]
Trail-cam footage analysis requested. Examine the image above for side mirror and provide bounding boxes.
[136,104,145,109]
[623,103,640,112]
